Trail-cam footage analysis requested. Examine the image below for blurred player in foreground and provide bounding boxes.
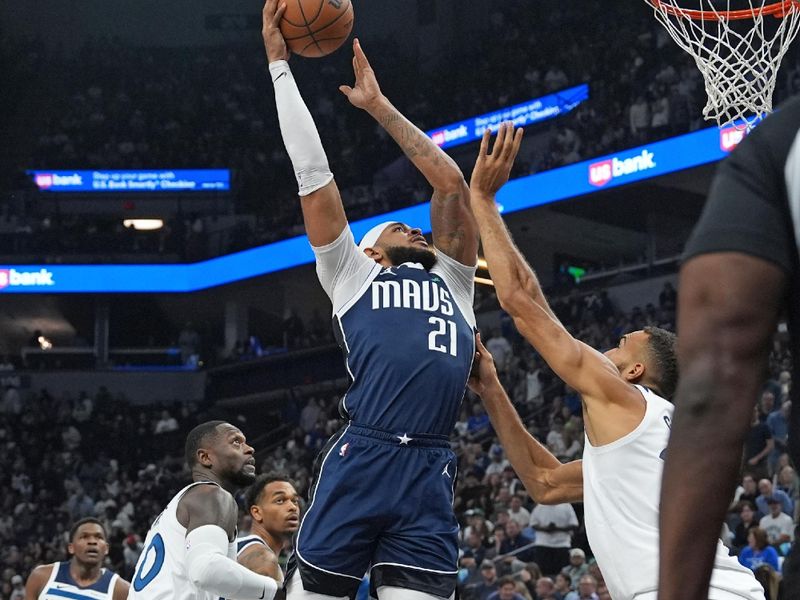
[237,473,301,581]
[25,517,129,600]
[658,97,800,600]
[263,0,478,596]
[466,122,765,600]
[128,420,280,600]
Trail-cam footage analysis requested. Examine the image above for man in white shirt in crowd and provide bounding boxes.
[529,502,578,577]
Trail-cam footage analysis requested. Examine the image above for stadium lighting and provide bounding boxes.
[123,219,164,231]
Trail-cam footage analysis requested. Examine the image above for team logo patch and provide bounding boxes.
[339,442,350,457]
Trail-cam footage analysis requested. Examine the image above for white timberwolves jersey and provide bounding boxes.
[129,482,237,600]
[582,386,764,600]
[37,561,118,600]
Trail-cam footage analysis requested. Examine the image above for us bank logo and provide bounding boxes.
[0,269,55,290]
[589,149,657,187]
[720,127,746,152]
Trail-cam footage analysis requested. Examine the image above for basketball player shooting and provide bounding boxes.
[128,421,280,600]
[466,123,765,600]
[263,1,478,598]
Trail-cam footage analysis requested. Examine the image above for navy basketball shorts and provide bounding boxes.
[290,422,459,599]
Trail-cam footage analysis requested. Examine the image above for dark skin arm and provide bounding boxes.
[112,578,131,600]
[177,484,238,539]
[25,564,52,600]
[469,334,583,504]
[238,544,283,581]
[658,252,785,600]
[340,39,478,265]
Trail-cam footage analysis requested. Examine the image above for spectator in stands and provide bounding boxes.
[732,501,759,555]
[529,502,579,576]
[759,497,795,547]
[744,406,774,480]
[756,479,794,517]
[775,464,799,516]
[738,528,780,573]
[487,444,511,477]
[535,576,559,600]
[554,572,573,599]
[153,410,179,434]
[508,496,531,529]
[561,548,589,588]
[500,519,536,567]
[566,574,600,600]
[734,474,760,508]
[463,559,500,600]
[487,576,526,600]
[486,330,513,374]
[766,401,791,474]
[177,322,200,366]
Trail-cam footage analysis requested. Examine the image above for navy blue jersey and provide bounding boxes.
[314,228,476,436]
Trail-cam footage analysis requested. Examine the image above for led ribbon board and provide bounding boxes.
[4,124,745,293]
[27,169,230,192]
[426,84,590,150]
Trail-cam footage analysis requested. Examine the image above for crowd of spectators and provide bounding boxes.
[9,2,800,261]
[3,276,795,600]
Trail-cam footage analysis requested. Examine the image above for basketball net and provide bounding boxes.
[645,0,800,128]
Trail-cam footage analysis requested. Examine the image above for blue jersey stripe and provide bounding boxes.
[45,589,101,600]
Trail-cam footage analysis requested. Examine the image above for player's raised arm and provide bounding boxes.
[339,39,478,265]
[179,485,279,600]
[263,0,347,247]
[469,125,636,409]
[469,334,583,504]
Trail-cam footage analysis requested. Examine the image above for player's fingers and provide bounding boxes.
[502,125,522,162]
[509,127,524,161]
[493,122,508,157]
[354,38,372,71]
[338,85,353,97]
[478,129,491,158]
[273,1,287,24]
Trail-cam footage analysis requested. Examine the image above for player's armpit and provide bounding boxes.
[112,578,131,600]
[24,565,52,600]
[299,179,348,247]
[238,545,284,581]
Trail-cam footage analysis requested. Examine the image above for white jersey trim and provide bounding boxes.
[370,562,458,575]
[295,424,362,582]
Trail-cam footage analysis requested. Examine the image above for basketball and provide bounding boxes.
[280,0,354,58]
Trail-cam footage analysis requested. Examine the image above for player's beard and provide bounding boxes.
[383,245,437,271]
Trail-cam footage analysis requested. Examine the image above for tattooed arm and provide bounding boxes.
[339,39,478,265]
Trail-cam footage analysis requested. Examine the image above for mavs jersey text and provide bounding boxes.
[129,482,237,600]
[288,225,476,597]
[582,386,764,600]
[36,562,118,600]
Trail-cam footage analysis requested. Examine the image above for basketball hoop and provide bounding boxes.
[644,0,800,128]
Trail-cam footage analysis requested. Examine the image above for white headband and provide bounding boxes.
[357,221,398,252]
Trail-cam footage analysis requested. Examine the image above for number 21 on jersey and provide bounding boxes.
[428,316,457,356]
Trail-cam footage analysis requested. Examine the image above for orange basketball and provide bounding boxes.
[280,0,354,58]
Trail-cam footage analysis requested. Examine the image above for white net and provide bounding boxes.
[645,0,800,128]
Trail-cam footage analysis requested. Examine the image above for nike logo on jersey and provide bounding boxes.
[272,72,287,83]
[380,267,397,276]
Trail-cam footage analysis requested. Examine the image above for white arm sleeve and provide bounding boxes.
[185,525,278,600]
[312,227,380,314]
[269,60,333,196]
[431,247,477,328]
